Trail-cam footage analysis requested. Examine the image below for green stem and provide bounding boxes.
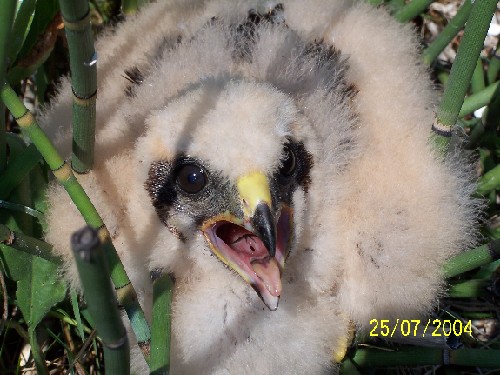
[434,0,497,141]
[443,239,500,278]
[71,226,130,375]
[58,0,97,173]
[394,0,433,23]
[448,278,489,298]
[477,163,500,195]
[471,58,485,94]
[0,224,61,263]
[348,347,500,367]
[150,272,174,375]
[487,46,500,85]
[102,238,151,361]
[459,81,499,117]
[1,82,151,362]
[29,327,49,375]
[422,0,473,65]
[0,0,17,173]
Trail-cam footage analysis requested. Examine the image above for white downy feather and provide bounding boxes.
[42,1,479,373]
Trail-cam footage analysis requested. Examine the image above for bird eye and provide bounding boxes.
[176,164,208,194]
[279,144,296,177]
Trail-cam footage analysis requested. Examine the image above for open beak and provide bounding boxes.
[201,171,292,310]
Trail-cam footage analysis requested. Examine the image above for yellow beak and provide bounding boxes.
[236,171,276,257]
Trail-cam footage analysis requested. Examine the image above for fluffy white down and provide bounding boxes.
[42,0,479,374]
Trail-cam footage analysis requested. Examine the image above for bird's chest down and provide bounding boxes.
[166,260,349,375]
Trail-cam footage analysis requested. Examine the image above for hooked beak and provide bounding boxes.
[237,172,276,257]
[201,171,292,311]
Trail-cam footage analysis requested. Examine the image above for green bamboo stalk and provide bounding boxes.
[433,0,497,151]
[101,238,151,357]
[1,83,152,362]
[71,226,130,375]
[58,0,97,173]
[347,347,500,367]
[459,81,498,117]
[422,0,473,65]
[448,278,489,298]
[487,46,500,84]
[471,58,485,94]
[0,224,61,263]
[0,143,41,199]
[443,239,500,278]
[393,0,433,23]
[0,0,17,173]
[150,272,174,375]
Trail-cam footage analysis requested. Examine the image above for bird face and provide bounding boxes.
[140,80,313,310]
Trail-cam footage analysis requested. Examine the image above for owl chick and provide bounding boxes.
[42,0,479,373]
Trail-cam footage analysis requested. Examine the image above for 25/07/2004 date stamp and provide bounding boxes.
[369,319,472,338]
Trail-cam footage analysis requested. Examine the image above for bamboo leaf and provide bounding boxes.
[0,0,17,173]
[0,142,42,200]
[70,288,86,341]
[7,11,61,84]
[16,254,67,329]
[7,0,37,64]
[15,254,67,374]
[14,0,58,61]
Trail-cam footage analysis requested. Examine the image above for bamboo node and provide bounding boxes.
[53,162,73,182]
[15,110,35,129]
[138,339,151,357]
[72,89,97,107]
[62,9,91,32]
[97,226,110,243]
[103,333,128,350]
[432,118,452,138]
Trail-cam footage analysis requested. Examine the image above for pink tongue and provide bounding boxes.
[252,258,282,297]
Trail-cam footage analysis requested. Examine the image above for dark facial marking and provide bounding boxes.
[232,3,287,61]
[123,66,144,97]
[145,156,243,236]
[271,139,313,206]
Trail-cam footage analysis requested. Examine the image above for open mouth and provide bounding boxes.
[202,206,292,310]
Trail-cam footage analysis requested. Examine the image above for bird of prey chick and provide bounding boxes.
[42,0,479,373]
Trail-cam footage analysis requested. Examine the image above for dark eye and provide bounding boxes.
[279,144,296,177]
[176,164,207,194]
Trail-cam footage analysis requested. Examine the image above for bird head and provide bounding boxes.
[138,79,313,310]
